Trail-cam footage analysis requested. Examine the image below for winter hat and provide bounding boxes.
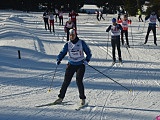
[69,29,76,35]
[112,18,116,22]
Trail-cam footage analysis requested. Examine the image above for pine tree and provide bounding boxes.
[145,0,160,15]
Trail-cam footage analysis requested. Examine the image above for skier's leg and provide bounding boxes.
[145,26,151,44]
[44,21,47,30]
[152,27,157,45]
[58,64,75,99]
[49,21,51,32]
[67,28,70,41]
[116,38,122,61]
[121,31,124,45]
[76,64,86,99]
[111,39,116,62]
[125,30,129,47]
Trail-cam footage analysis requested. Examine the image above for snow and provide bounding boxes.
[0,10,160,120]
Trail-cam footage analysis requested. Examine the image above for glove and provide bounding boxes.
[83,60,88,65]
[129,20,132,24]
[56,61,61,65]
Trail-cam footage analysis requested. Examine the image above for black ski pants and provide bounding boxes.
[66,28,72,41]
[43,18,49,30]
[121,30,129,45]
[111,36,122,61]
[58,63,86,99]
[145,25,157,43]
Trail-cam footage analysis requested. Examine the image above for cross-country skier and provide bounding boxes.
[43,9,49,30]
[106,18,123,64]
[58,9,63,26]
[64,18,75,41]
[54,29,92,105]
[48,11,55,33]
[118,14,132,48]
[95,10,100,21]
[55,8,59,22]
[144,11,160,46]
[69,10,79,29]
[137,9,143,22]
[99,11,105,21]
[117,10,121,21]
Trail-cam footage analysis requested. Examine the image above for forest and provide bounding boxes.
[0,0,160,16]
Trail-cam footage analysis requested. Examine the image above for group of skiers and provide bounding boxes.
[43,9,79,36]
[95,10,105,21]
[43,8,64,33]
[42,9,160,106]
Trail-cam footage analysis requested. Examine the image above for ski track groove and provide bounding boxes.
[0,87,47,100]
[99,90,115,120]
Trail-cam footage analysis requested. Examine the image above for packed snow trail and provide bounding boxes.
[0,10,160,120]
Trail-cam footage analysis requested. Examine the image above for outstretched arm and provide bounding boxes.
[82,41,92,62]
[57,43,68,61]
[106,25,111,32]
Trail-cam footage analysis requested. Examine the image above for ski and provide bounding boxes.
[111,62,116,66]
[75,103,88,111]
[118,62,123,67]
[111,62,123,67]
[35,101,68,107]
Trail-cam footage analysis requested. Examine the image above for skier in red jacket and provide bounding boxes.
[69,10,79,29]
[118,14,132,48]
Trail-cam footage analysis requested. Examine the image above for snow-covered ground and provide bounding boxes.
[0,10,160,120]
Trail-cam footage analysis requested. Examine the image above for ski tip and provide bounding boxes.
[75,103,88,111]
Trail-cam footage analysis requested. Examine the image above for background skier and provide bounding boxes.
[48,11,55,33]
[144,11,160,46]
[118,14,132,48]
[64,18,75,41]
[106,18,123,64]
[43,9,49,30]
[69,10,79,29]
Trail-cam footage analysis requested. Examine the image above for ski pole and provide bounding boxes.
[106,32,109,59]
[48,64,58,92]
[88,64,132,92]
[130,24,134,48]
[126,45,132,57]
[142,22,145,33]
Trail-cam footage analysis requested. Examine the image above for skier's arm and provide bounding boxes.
[145,15,150,21]
[157,14,160,22]
[64,22,67,32]
[106,25,111,32]
[57,43,68,62]
[82,40,92,62]
[118,24,123,31]
[128,20,132,24]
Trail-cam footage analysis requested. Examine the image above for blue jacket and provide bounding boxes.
[57,37,92,65]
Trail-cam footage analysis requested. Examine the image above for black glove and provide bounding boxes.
[83,60,88,65]
[56,61,61,65]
